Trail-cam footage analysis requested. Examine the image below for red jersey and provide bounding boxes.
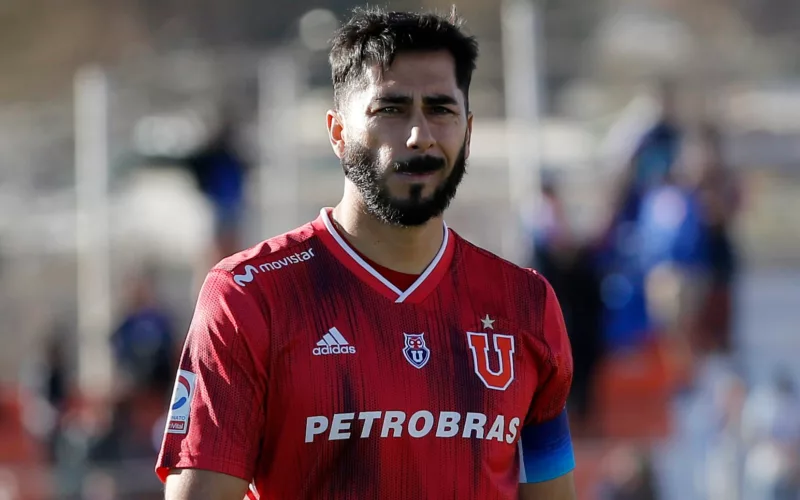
[156,208,573,499]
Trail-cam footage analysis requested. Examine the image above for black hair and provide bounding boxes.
[329,6,479,111]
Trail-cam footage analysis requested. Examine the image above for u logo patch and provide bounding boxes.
[466,332,515,391]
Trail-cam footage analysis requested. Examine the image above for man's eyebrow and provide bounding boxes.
[372,94,413,105]
[422,94,459,106]
[371,94,459,106]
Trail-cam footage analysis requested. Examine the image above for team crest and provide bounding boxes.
[403,333,431,369]
[466,332,515,391]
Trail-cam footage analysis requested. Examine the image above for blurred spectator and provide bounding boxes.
[185,107,251,261]
[76,267,179,489]
[594,82,686,353]
[131,104,252,263]
[630,82,682,193]
[529,177,603,433]
[641,122,742,364]
[741,370,800,500]
[19,321,72,464]
[529,175,573,279]
[560,244,604,434]
[638,171,710,355]
[110,267,176,398]
[680,124,741,355]
[741,370,800,447]
[600,81,683,247]
[704,365,748,500]
[596,445,660,500]
[636,170,709,276]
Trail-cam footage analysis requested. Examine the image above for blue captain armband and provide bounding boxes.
[518,408,575,483]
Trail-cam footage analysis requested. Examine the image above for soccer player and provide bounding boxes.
[157,7,576,500]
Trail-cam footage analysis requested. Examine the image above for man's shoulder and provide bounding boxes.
[454,231,547,287]
[212,221,318,285]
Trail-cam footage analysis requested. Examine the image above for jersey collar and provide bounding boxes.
[312,208,455,304]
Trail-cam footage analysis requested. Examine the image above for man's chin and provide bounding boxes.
[380,202,443,227]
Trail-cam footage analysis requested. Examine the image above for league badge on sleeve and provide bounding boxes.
[402,333,431,369]
[166,369,197,434]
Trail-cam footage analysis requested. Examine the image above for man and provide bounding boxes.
[157,7,576,499]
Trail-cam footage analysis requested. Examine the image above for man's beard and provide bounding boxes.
[341,140,467,227]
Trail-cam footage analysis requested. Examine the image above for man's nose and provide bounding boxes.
[406,117,435,152]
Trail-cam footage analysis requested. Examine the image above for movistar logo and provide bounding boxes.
[233,248,315,286]
[234,265,258,286]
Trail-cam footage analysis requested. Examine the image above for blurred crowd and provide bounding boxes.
[9,114,252,500]
[526,83,800,499]
[3,81,799,500]
[2,0,800,498]
[529,82,740,426]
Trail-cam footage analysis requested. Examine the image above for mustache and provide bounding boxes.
[392,156,446,175]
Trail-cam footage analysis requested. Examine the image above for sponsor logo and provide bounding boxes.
[234,265,258,286]
[313,327,356,356]
[466,332,516,391]
[402,333,431,369]
[166,370,196,434]
[305,410,520,444]
[233,248,315,286]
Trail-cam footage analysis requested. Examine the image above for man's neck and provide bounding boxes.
[331,196,445,276]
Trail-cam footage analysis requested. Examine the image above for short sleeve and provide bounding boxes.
[156,269,270,483]
[519,277,575,483]
[526,276,574,425]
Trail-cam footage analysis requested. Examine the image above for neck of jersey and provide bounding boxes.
[328,223,421,291]
[352,249,420,291]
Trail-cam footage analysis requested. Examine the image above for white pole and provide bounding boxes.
[258,56,272,236]
[501,0,544,265]
[74,66,112,398]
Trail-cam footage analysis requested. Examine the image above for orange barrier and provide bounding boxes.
[0,389,42,465]
[0,386,168,500]
[573,441,615,500]
[593,335,692,440]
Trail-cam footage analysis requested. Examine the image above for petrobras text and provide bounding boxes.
[305,410,520,444]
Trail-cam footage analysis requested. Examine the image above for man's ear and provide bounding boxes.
[326,110,346,159]
[465,111,474,160]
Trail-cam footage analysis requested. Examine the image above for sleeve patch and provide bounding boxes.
[166,369,197,434]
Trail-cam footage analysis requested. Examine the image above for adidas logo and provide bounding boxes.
[313,327,356,356]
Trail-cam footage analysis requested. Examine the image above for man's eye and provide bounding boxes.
[430,106,454,115]
[378,107,401,114]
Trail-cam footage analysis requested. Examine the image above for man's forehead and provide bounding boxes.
[362,51,461,100]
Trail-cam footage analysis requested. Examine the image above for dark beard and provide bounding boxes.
[341,141,467,227]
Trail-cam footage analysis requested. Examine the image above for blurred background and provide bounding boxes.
[1,0,799,498]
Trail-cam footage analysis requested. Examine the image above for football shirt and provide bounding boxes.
[156,208,574,499]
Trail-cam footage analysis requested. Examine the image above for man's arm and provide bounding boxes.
[517,409,576,499]
[165,469,249,500]
[155,269,270,491]
[518,273,576,499]
[519,471,577,500]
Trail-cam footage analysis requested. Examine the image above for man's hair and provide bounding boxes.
[329,7,479,111]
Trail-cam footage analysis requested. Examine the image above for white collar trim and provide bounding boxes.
[320,208,449,304]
